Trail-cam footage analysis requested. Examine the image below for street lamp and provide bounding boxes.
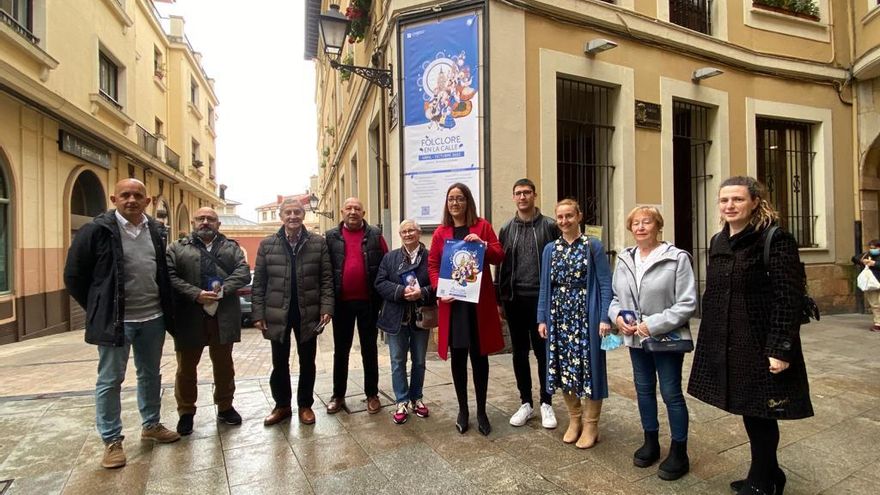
[318,4,392,89]
[308,193,335,220]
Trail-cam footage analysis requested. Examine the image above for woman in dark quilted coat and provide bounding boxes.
[688,176,812,495]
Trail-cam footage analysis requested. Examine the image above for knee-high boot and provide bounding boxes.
[576,399,602,449]
[562,393,582,444]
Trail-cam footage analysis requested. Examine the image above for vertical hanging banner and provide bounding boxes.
[401,12,481,226]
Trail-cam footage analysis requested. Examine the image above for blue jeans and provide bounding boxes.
[95,317,166,443]
[386,325,429,404]
[629,347,689,442]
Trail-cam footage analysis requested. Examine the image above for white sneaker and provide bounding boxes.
[540,403,557,429]
[509,403,535,426]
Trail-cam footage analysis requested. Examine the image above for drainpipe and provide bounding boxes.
[847,0,863,313]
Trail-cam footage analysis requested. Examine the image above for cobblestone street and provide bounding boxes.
[0,314,878,494]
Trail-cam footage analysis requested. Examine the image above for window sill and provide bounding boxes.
[153,75,167,92]
[188,101,203,120]
[101,0,133,29]
[0,22,58,81]
[747,5,830,42]
[89,93,134,130]
[205,125,216,138]
[863,6,880,24]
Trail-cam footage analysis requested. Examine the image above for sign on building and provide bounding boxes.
[400,11,482,226]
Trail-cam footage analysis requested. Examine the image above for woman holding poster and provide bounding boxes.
[537,199,613,449]
[428,183,504,436]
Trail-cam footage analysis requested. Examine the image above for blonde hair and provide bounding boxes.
[719,176,779,230]
[555,198,582,216]
[625,206,664,232]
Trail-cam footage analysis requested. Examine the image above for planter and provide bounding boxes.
[752,1,820,22]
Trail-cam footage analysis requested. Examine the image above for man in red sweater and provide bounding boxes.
[323,198,389,414]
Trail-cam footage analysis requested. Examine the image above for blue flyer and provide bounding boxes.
[437,239,485,303]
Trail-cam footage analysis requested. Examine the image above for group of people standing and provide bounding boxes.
[65,175,812,495]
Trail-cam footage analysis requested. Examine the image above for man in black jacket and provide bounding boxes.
[496,178,560,429]
[64,179,179,470]
[324,197,388,415]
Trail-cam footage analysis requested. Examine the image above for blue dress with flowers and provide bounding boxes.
[547,235,593,398]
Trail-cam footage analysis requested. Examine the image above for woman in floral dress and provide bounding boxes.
[537,199,613,448]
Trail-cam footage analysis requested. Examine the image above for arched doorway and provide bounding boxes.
[177,204,190,240]
[69,169,106,331]
[70,170,106,232]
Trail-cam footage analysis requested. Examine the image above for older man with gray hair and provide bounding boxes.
[253,198,333,426]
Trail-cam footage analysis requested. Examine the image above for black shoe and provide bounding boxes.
[477,413,491,436]
[735,482,773,495]
[658,439,689,481]
[217,407,243,425]
[456,410,469,434]
[176,413,194,436]
[774,467,786,495]
[731,468,785,494]
[633,430,661,467]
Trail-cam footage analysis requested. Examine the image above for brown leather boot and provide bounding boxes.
[263,406,292,426]
[562,393,582,444]
[576,399,602,449]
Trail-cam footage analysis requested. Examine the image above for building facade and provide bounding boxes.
[307,0,880,314]
[256,192,321,234]
[215,193,276,271]
[0,0,221,343]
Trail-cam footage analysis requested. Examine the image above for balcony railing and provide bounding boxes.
[670,0,712,35]
[136,125,159,159]
[0,9,39,45]
[165,146,180,171]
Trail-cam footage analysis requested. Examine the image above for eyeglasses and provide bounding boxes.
[400,229,419,235]
[630,219,654,228]
[513,190,534,197]
[194,216,218,222]
[447,196,467,204]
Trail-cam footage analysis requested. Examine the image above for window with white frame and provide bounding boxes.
[756,117,816,248]
[190,77,199,105]
[99,51,120,105]
[191,138,201,168]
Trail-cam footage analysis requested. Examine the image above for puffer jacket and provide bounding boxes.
[252,229,334,343]
[166,233,252,350]
[324,222,386,304]
[608,242,698,348]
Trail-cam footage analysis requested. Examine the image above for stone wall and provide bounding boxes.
[807,263,857,314]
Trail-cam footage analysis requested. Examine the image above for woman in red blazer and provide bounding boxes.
[428,182,504,436]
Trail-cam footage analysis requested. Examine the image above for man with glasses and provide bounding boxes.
[324,197,388,414]
[166,207,252,435]
[496,178,561,429]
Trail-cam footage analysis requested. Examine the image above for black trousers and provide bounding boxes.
[270,325,317,409]
[450,318,489,415]
[504,295,550,406]
[331,300,379,398]
[743,415,780,491]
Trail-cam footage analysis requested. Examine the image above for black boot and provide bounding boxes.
[633,430,661,467]
[658,439,690,481]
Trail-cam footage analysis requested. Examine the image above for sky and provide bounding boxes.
[155,0,317,221]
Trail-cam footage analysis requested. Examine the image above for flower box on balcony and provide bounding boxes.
[752,1,820,22]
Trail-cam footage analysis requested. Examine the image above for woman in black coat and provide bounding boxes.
[688,176,812,495]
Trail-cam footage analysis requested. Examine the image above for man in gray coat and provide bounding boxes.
[167,207,252,435]
[253,198,333,426]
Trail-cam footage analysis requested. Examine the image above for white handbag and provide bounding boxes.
[857,266,880,291]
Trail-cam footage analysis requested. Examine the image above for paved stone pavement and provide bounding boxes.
[0,314,878,494]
